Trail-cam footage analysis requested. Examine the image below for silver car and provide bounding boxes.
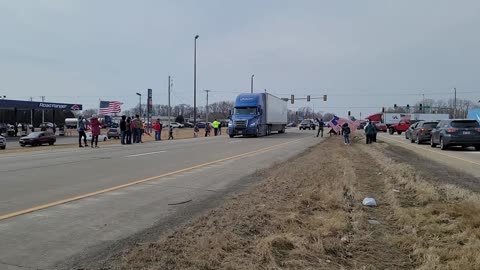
[0,135,6,150]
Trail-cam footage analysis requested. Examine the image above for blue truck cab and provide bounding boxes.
[228,93,287,138]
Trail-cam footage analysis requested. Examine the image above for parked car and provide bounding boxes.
[410,121,439,144]
[0,135,6,149]
[299,119,316,130]
[183,122,194,128]
[357,121,366,130]
[286,122,297,127]
[374,122,388,132]
[196,122,210,129]
[19,132,56,147]
[107,128,120,139]
[86,132,108,142]
[405,122,420,140]
[389,120,414,135]
[431,119,480,150]
[39,122,56,129]
[169,122,184,128]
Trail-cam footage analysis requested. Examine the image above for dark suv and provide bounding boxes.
[410,121,439,144]
[299,120,316,130]
[431,119,480,150]
[19,132,56,147]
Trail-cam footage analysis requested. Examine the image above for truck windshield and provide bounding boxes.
[234,107,257,115]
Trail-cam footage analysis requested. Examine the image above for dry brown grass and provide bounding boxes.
[359,141,480,270]
[108,136,413,270]
[104,135,480,270]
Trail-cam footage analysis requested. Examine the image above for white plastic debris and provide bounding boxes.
[368,219,381,225]
[362,198,377,207]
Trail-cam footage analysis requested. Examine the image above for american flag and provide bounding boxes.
[99,100,123,115]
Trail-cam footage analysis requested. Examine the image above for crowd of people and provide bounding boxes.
[316,117,378,145]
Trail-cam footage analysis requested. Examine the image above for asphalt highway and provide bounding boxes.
[378,133,480,177]
[0,129,321,269]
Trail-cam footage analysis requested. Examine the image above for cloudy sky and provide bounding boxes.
[1,0,479,117]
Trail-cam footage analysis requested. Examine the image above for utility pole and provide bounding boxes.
[193,35,199,125]
[204,90,211,122]
[250,74,254,93]
[422,93,425,113]
[41,96,45,123]
[168,75,171,126]
[454,88,457,118]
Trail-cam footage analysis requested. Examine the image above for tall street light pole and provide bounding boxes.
[204,90,211,122]
[193,34,199,124]
[136,92,142,117]
[251,74,254,93]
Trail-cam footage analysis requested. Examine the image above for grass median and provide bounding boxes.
[106,134,480,270]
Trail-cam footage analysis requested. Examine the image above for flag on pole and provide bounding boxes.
[99,101,123,115]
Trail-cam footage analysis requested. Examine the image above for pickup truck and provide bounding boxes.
[388,120,413,135]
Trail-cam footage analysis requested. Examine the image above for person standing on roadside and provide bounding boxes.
[89,115,102,148]
[153,119,161,141]
[168,125,174,140]
[120,115,127,145]
[205,123,211,137]
[364,120,377,144]
[341,123,351,145]
[218,121,222,135]
[211,119,219,136]
[140,119,145,143]
[77,115,87,147]
[132,114,141,143]
[126,117,132,144]
[194,124,199,137]
[316,118,324,138]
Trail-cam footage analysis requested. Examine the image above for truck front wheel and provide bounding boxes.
[397,131,402,135]
[229,134,234,138]
[389,128,395,135]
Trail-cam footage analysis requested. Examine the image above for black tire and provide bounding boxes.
[405,133,409,140]
[0,146,5,150]
[49,141,54,145]
[430,139,437,148]
[104,137,107,141]
[410,138,415,143]
[20,145,25,147]
[397,131,402,135]
[440,137,448,150]
[389,128,394,135]
[229,134,234,138]
[416,138,421,145]
[475,145,480,151]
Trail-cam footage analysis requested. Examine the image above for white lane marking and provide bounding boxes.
[126,151,167,157]
[228,140,242,144]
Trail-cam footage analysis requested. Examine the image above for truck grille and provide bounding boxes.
[234,120,247,129]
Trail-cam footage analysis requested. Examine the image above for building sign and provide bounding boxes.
[0,99,83,110]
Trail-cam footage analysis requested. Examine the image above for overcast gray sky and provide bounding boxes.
[1,0,479,118]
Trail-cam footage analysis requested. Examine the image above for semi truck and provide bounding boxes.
[228,93,287,138]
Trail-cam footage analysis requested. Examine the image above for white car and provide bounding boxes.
[86,132,108,142]
[169,122,184,128]
[0,135,6,150]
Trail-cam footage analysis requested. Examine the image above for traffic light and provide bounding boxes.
[307,95,310,102]
[394,104,397,109]
[419,103,423,111]
[323,95,327,101]
[291,95,294,104]
[348,111,351,117]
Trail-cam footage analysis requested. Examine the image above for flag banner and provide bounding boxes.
[99,101,123,115]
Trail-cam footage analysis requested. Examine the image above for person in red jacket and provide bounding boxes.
[89,115,102,148]
[153,119,162,141]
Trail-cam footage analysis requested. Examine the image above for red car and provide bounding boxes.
[19,132,56,147]
[374,122,388,132]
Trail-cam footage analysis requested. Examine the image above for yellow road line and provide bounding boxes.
[379,135,480,167]
[0,138,303,221]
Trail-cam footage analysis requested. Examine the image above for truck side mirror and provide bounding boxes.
[258,109,263,115]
